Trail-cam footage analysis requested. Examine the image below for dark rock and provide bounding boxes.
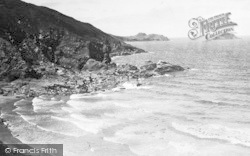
[24,68,43,79]
[108,62,117,68]
[123,64,138,71]
[2,92,8,96]
[154,65,184,75]
[138,60,185,77]
[117,64,138,75]
[0,88,3,94]
[139,71,156,78]
[140,61,157,71]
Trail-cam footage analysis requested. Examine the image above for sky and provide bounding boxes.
[23,0,250,38]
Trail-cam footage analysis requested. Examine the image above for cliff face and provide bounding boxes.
[0,0,144,81]
[114,33,169,41]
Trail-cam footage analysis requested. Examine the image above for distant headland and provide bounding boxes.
[213,33,238,40]
[114,33,169,41]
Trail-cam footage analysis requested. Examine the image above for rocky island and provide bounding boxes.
[114,33,169,41]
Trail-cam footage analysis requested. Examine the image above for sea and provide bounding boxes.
[1,37,250,156]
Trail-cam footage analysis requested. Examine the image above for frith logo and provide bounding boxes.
[188,12,237,40]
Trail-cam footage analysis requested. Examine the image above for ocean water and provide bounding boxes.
[1,38,250,156]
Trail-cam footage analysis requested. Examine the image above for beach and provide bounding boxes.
[0,96,24,156]
[0,38,249,156]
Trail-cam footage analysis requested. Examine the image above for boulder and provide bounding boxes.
[140,61,157,71]
[82,59,106,71]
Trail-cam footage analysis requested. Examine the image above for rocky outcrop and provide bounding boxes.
[139,60,184,78]
[140,61,157,71]
[0,60,185,97]
[114,33,169,41]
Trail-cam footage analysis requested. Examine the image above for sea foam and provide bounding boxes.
[172,122,250,147]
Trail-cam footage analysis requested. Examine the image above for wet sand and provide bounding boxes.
[0,96,22,144]
[0,96,23,155]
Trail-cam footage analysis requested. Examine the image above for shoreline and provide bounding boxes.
[0,59,185,155]
[0,96,24,155]
[0,60,185,99]
[0,96,45,156]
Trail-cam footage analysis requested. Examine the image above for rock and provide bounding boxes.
[117,64,138,75]
[0,88,4,94]
[138,60,185,77]
[124,64,138,71]
[154,65,184,75]
[82,59,106,71]
[140,61,157,71]
[156,60,171,67]
[121,52,131,56]
[3,92,8,96]
[108,62,117,68]
[139,71,155,78]
[56,69,66,76]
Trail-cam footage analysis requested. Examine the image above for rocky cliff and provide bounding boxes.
[0,0,144,81]
[114,33,169,41]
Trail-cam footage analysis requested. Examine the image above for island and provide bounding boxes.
[213,33,238,40]
[114,33,169,41]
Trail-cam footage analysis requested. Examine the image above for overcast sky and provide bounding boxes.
[23,0,250,38]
